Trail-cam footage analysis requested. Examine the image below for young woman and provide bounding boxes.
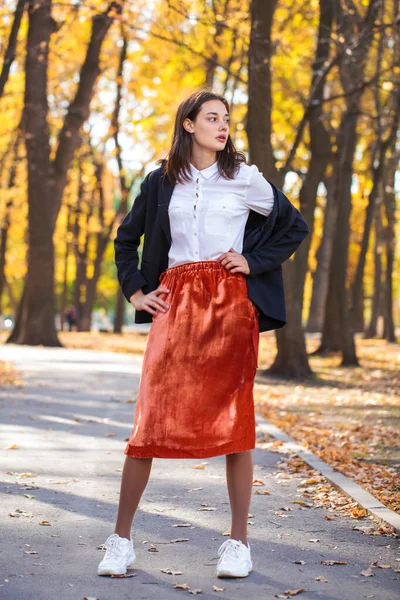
[97,89,308,579]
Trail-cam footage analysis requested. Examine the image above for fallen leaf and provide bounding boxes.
[351,508,367,519]
[293,560,306,565]
[24,551,39,555]
[189,590,202,595]
[252,479,265,486]
[9,509,33,518]
[321,560,348,566]
[314,576,328,582]
[7,444,20,449]
[377,564,391,569]
[39,520,51,526]
[284,590,304,597]
[213,585,225,591]
[253,490,270,495]
[360,567,375,577]
[198,507,216,511]
[170,538,189,543]
[301,477,321,485]
[292,500,312,507]
[160,568,183,575]
[193,465,205,470]
[173,583,190,589]
[111,573,137,578]
[308,539,320,543]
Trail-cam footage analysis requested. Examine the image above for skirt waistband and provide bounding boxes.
[160,260,228,279]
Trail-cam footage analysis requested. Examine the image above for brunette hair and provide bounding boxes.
[156,89,246,185]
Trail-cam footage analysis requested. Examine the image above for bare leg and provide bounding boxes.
[114,455,153,540]
[225,450,253,546]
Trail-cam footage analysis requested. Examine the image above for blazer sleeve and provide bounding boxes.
[114,174,149,302]
[242,205,309,277]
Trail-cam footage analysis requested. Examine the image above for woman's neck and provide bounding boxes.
[189,150,217,172]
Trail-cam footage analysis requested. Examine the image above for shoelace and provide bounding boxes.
[218,539,246,561]
[105,535,125,559]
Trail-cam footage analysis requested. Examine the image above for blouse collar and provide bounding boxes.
[189,160,219,180]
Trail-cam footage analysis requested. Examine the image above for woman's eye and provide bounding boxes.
[209,118,230,124]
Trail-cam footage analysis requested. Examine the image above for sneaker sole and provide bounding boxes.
[216,565,253,578]
[97,554,136,576]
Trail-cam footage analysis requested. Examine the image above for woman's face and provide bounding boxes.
[183,99,230,152]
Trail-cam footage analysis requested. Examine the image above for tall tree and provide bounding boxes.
[7,0,124,346]
[317,0,382,365]
[270,0,335,377]
[247,0,336,377]
[0,0,27,98]
[350,2,400,332]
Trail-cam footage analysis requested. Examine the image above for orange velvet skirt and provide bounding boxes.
[124,260,259,459]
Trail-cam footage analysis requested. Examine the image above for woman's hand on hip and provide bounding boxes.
[129,285,170,315]
[216,248,250,275]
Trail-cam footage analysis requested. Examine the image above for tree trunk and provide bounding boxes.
[72,165,91,329]
[9,0,124,346]
[0,0,27,98]
[0,217,9,315]
[318,113,359,364]
[7,0,60,346]
[383,153,397,342]
[267,260,312,378]
[270,0,334,375]
[316,0,382,364]
[247,0,280,185]
[365,199,383,338]
[59,203,73,332]
[79,233,108,331]
[307,176,338,333]
[114,289,125,333]
[0,131,22,315]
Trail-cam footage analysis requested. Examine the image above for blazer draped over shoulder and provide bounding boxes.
[114,165,309,332]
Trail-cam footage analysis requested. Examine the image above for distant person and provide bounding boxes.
[65,305,78,332]
[98,89,308,579]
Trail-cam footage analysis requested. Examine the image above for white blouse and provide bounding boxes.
[167,160,274,268]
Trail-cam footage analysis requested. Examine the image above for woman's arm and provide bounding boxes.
[114,174,149,302]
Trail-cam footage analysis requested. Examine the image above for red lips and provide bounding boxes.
[216,135,226,141]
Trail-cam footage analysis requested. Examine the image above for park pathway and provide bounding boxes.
[0,345,399,600]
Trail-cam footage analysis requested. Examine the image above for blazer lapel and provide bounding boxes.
[157,169,175,245]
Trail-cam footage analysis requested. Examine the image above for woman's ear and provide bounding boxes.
[183,118,194,134]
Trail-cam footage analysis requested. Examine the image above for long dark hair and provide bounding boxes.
[156,89,246,185]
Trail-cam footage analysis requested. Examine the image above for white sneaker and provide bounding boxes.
[97,533,136,576]
[215,538,253,578]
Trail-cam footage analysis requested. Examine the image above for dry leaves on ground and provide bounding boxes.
[255,336,400,515]
[0,360,21,387]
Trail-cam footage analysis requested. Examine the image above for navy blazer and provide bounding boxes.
[114,165,309,332]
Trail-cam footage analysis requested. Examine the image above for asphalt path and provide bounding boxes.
[1,345,399,600]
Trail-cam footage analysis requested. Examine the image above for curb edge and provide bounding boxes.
[255,414,400,534]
